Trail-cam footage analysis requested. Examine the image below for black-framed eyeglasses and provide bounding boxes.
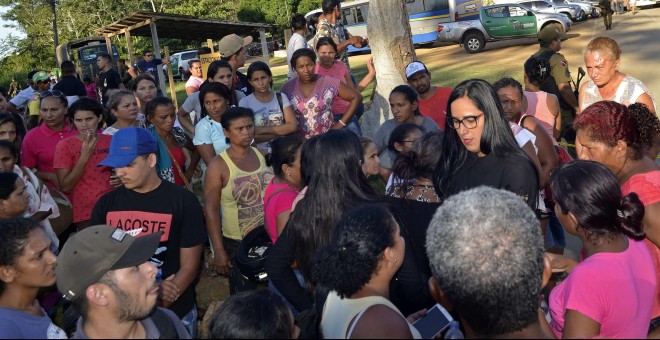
[446,113,484,130]
[40,90,65,99]
[400,140,418,143]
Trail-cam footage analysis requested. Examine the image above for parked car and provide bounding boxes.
[518,0,585,21]
[437,4,571,53]
[165,50,198,80]
[551,0,598,17]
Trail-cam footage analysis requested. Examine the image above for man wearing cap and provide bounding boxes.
[89,127,206,336]
[532,26,579,138]
[406,61,453,130]
[57,225,191,338]
[25,71,55,129]
[219,34,254,96]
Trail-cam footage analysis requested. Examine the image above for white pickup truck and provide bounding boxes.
[437,4,572,53]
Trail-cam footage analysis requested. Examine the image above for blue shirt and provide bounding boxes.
[0,306,67,339]
[134,58,163,83]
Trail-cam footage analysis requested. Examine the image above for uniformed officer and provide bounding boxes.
[532,26,579,141]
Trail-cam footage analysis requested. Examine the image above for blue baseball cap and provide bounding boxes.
[98,127,157,168]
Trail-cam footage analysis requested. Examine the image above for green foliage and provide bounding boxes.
[0,0,326,84]
[296,0,323,15]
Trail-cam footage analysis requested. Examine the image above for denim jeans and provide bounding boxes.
[546,211,566,249]
[181,305,198,338]
[334,113,362,136]
[268,269,306,316]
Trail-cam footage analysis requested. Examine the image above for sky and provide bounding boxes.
[0,6,24,39]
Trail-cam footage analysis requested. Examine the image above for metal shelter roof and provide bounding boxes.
[96,11,276,40]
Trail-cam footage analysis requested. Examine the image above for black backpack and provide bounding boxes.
[535,51,575,114]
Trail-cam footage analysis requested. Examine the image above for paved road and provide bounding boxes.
[412,5,660,98]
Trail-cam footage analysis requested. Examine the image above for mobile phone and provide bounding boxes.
[412,304,454,339]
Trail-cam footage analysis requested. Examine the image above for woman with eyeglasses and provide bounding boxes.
[433,79,538,210]
[21,91,77,189]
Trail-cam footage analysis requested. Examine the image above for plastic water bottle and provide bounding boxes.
[444,321,464,339]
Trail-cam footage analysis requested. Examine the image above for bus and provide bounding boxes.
[305,0,482,52]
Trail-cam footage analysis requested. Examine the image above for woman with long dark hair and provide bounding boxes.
[266,129,432,316]
[546,160,654,338]
[433,79,538,210]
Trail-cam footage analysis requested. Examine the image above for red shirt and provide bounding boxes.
[53,134,114,223]
[21,122,77,188]
[418,87,453,131]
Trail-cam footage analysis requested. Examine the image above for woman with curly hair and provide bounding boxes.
[314,205,422,339]
[574,101,660,330]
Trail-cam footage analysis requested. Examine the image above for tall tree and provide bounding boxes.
[362,0,416,138]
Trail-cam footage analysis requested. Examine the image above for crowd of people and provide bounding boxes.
[0,0,659,338]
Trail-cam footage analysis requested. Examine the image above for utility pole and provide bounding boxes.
[49,0,59,67]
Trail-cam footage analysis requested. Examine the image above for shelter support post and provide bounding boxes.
[150,19,168,97]
[164,46,178,110]
[259,28,269,66]
[207,39,215,53]
[104,34,113,64]
[125,30,134,65]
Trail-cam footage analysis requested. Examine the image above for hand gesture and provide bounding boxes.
[214,249,233,276]
[158,274,180,308]
[366,57,375,75]
[80,131,99,161]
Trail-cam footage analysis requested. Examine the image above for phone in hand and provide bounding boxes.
[412,303,454,339]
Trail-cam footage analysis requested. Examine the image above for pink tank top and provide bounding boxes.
[524,91,558,145]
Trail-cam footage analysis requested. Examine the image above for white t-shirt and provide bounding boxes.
[238,92,291,127]
[287,33,308,78]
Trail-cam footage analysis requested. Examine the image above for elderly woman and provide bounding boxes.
[546,160,655,338]
[281,48,362,139]
[573,101,660,328]
[0,217,65,339]
[579,37,656,113]
[314,205,422,339]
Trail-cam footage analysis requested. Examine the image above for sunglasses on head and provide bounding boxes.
[40,90,66,99]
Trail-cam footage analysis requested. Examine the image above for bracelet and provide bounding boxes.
[338,119,347,127]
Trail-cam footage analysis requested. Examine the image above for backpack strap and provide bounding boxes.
[275,92,285,114]
[151,308,180,339]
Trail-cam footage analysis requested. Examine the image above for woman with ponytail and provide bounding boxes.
[573,101,660,331]
[523,56,561,140]
[546,160,655,339]
[314,204,422,339]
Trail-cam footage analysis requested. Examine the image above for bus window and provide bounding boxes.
[342,8,356,26]
[356,4,369,23]
[405,0,425,14]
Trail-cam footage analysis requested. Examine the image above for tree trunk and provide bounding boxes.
[362,0,416,138]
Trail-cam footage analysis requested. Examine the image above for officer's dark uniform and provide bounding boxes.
[532,27,576,142]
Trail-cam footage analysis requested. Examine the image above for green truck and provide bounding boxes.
[437,4,572,53]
